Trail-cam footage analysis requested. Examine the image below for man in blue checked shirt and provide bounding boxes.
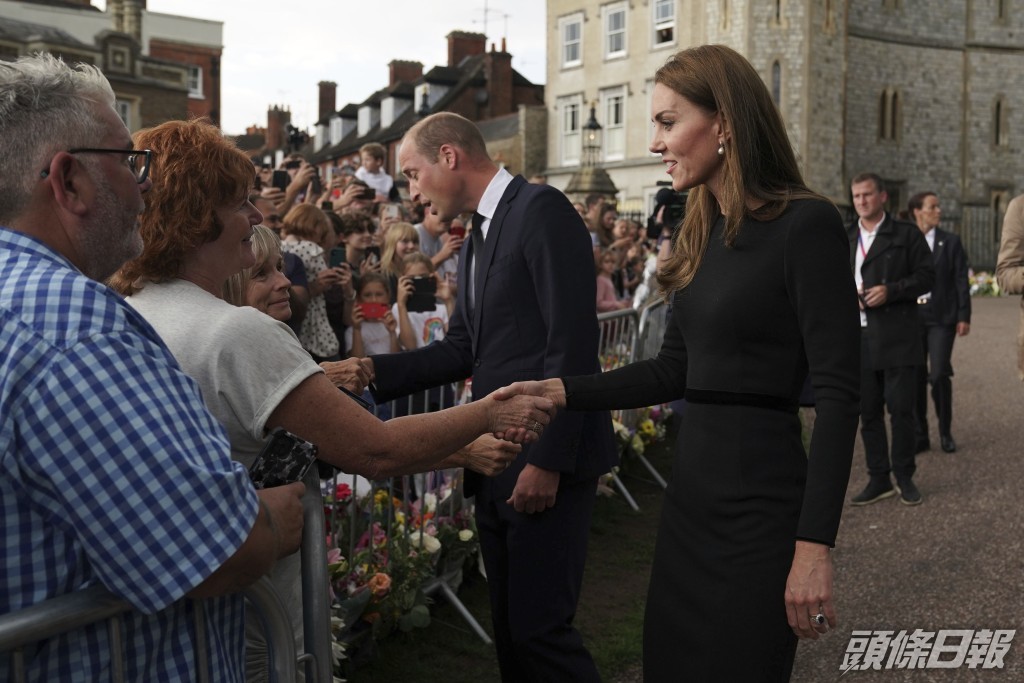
[0,54,304,682]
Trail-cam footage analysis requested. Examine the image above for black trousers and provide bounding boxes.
[915,318,956,440]
[860,331,918,481]
[475,475,600,683]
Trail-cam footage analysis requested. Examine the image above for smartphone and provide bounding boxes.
[284,159,302,170]
[384,204,401,219]
[248,427,318,489]
[360,302,389,320]
[358,186,376,200]
[407,275,438,312]
[364,245,381,264]
[329,246,347,268]
[321,200,334,211]
[272,169,290,192]
[253,175,262,191]
[310,173,323,196]
[449,223,466,239]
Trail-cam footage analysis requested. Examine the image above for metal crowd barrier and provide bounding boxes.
[0,464,332,683]
[596,297,672,511]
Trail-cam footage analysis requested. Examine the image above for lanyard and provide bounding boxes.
[857,230,869,259]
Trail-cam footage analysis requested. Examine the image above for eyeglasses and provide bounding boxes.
[65,148,152,184]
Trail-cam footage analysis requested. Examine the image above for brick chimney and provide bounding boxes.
[447,30,486,67]
[266,105,291,151]
[318,81,337,121]
[389,60,423,87]
[484,40,513,116]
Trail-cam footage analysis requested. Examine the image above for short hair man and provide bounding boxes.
[367,113,617,681]
[0,54,303,681]
[847,173,935,506]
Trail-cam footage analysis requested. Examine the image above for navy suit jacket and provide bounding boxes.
[925,228,971,327]
[848,214,935,369]
[371,175,617,496]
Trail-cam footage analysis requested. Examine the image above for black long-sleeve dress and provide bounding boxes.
[564,199,861,681]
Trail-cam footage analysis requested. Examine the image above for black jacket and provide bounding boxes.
[848,214,935,369]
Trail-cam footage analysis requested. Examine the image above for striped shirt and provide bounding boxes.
[0,228,258,682]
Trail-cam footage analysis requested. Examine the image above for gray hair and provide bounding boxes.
[0,53,116,222]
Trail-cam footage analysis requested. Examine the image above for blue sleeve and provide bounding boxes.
[15,333,258,614]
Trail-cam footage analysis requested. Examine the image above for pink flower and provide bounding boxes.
[335,482,353,502]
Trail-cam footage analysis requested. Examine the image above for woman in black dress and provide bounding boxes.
[497,45,860,681]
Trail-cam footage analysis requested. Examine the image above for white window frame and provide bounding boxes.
[115,99,133,129]
[604,2,627,60]
[187,65,203,99]
[558,94,584,166]
[560,12,584,69]
[652,0,676,48]
[600,85,627,162]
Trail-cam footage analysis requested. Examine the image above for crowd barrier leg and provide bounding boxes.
[244,578,298,682]
[300,465,333,682]
[421,578,493,645]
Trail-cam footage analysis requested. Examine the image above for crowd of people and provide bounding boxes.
[0,40,1008,683]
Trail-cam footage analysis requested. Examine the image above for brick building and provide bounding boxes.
[306,31,547,188]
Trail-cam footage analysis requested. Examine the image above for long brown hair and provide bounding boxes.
[656,45,825,295]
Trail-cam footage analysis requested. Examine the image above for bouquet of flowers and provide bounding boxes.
[611,404,673,457]
[969,270,1001,297]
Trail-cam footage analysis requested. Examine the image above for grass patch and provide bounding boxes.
[345,416,678,683]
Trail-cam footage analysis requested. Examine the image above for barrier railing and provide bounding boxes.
[0,464,331,683]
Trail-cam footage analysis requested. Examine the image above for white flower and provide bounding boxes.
[409,530,442,554]
[458,529,474,542]
[422,492,438,513]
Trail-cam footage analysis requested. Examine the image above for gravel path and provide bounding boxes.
[793,295,1024,682]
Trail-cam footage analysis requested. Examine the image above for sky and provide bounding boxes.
[134,1,549,135]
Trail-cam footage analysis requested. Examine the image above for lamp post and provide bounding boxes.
[565,101,618,198]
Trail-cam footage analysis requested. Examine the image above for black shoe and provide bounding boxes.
[896,479,922,506]
[940,435,957,453]
[851,479,896,506]
[914,438,931,454]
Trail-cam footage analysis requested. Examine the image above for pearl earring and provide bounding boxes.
[717,142,725,156]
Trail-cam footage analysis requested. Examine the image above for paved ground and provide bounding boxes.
[792,295,1024,682]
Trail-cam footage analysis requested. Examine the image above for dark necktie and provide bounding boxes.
[469,212,485,313]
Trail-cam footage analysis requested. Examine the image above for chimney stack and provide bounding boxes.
[389,60,424,86]
[447,30,486,67]
[318,81,337,122]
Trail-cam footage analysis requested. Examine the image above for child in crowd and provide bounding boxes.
[354,142,394,202]
[394,252,453,351]
[381,222,422,304]
[346,272,399,358]
[596,248,632,312]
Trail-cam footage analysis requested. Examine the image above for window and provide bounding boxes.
[187,65,203,99]
[771,61,782,106]
[653,0,675,47]
[558,94,583,166]
[601,86,626,162]
[604,3,627,60]
[992,189,1011,242]
[721,0,730,30]
[330,118,342,145]
[997,0,1007,22]
[878,87,900,141]
[994,96,1009,147]
[115,99,132,128]
[560,13,583,68]
[775,0,783,22]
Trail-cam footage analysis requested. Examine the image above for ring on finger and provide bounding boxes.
[811,612,826,626]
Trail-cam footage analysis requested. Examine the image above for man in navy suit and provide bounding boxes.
[848,173,934,506]
[366,112,616,682]
[907,192,971,453]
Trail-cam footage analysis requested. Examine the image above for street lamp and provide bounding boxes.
[582,102,603,168]
[565,101,618,199]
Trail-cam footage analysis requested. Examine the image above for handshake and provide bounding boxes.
[484,378,568,444]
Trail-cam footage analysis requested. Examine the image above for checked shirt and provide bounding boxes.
[0,228,258,682]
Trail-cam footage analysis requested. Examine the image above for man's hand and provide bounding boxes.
[957,321,971,336]
[319,358,370,394]
[444,434,521,476]
[862,284,888,308]
[256,482,305,559]
[506,464,559,513]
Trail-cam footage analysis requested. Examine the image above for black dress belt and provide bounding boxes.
[685,388,798,413]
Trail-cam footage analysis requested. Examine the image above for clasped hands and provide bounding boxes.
[486,378,567,444]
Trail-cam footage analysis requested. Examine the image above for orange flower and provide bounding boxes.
[367,572,392,598]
